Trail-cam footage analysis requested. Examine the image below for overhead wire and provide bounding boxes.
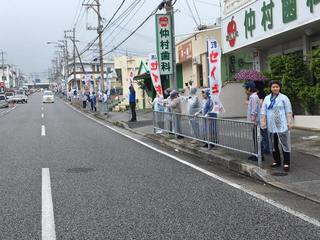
[103,0,146,47]
[192,0,202,25]
[100,2,161,58]
[184,0,200,26]
[78,0,127,56]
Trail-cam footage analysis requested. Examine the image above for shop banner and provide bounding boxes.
[155,14,173,75]
[149,53,163,98]
[106,74,112,96]
[222,0,320,53]
[207,39,225,113]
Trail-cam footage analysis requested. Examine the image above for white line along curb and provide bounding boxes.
[42,168,56,240]
[63,99,320,228]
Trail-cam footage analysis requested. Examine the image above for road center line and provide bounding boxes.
[65,101,320,228]
[42,168,56,240]
[41,125,46,136]
[41,113,44,119]
[41,106,44,111]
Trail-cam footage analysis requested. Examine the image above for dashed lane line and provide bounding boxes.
[42,168,56,240]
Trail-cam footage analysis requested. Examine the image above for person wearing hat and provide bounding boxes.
[152,94,165,133]
[195,89,216,148]
[169,90,183,138]
[243,81,263,161]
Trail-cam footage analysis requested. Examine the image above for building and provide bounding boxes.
[114,55,153,110]
[175,27,251,117]
[222,0,320,72]
[66,60,118,92]
[221,0,320,127]
[0,65,18,89]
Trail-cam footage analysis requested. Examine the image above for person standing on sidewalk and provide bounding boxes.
[261,81,293,172]
[187,88,201,139]
[169,90,183,138]
[90,91,97,112]
[129,85,137,122]
[243,81,263,161]
[152,94,165,133]
[196,89,216,148]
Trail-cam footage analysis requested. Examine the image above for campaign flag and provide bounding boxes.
[149,53,163,98]
[207,39,225,113]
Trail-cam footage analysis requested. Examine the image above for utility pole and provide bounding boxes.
[83,0,105,92]
[165,0,177,90]
[73,28,77,90]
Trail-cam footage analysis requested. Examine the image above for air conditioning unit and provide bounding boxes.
[192,56,201,65]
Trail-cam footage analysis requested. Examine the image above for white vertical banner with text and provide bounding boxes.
[128,69,135,87]
[207,39,225,113]
[149,53,163,98]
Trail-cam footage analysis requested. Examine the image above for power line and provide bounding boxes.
[194,0,220,7]
[184,0,200,26]
[100,3,161,58]
[192,0,202,25]
[78,0,127,56]
[103,0,146,47]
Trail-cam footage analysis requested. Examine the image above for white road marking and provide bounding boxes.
[41,106,44,111]
[64,100,320,227]
[41,125,46,136]
[41,113,44,119]
[42,168,56,240]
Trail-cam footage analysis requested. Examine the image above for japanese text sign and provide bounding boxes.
[178,41,193,63]
[128,69,134,86]
[222,0,320,53]
[155,14,173,75]
[208,39,225,113]
[149,53,163,98]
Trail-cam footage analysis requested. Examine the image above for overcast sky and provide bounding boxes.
[0,0,220,78]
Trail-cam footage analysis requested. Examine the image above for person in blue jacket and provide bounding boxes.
[129,85,137,122]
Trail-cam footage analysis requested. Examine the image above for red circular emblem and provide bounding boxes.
[226,17,238,47]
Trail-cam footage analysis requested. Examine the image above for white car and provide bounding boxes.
[43,91,54,103]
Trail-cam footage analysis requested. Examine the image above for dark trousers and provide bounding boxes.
[83,101,87,108]
[130,102,136,121]
[91,101,96,111]
[273,134,290,165]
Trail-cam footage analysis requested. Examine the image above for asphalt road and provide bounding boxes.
[0,93,320,240]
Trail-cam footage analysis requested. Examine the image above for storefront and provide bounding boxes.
[222,0,320,71]
[222,0,320,126]
[175,27,253,89]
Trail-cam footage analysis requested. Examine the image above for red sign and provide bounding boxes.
[149,53,163,97]
[226,16,238,47]
[159,17,169,27]
[178,41,192,63]
[0,82,4,88]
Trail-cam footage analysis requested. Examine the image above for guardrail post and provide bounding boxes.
[153,111,156,134]
[257,125,262,167]
[206,117,210,149]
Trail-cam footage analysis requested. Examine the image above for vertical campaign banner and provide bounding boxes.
[106,73,112,96]
[149,53,163,98]
[207,39,225,113]
[128,68,135,87]
[155,14,173,75]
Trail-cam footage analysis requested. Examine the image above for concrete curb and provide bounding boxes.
[61,98,320,205]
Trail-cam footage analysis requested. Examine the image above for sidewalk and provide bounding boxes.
[72,102,320,204]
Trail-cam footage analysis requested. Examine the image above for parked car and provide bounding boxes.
[5,92,15,102]
[43,90,54,103]
[0,94,9,108]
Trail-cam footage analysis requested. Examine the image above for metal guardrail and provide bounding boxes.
[153,111,262,167]
[97,102,109,114]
